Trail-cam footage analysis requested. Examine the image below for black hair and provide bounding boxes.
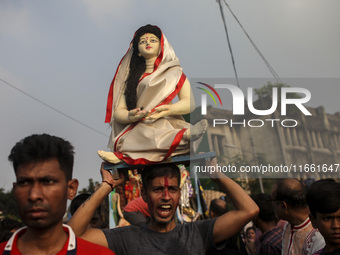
[272,178,308,209]
[252,193,276,222]
[124,24,162,110]
[70,193,91,215]
[141,163,180,192]
[209,199,228,217]
[306,179,340,218]
[246,226,256,235]
[8,134,74,181]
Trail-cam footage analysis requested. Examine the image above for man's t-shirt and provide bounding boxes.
[0,225,114,255]
[102,219,216,255]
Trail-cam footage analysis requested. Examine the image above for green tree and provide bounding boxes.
[223,153,278,195]
[0,188,20,220]
[78,178,100,194]
[254,82,303,116]
[254,82,291,99]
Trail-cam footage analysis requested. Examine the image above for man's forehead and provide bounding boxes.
[151,176,179,186]
[16,159,62,177]
[317,208,340,217]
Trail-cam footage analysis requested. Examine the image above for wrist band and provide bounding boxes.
[103,181,114,191]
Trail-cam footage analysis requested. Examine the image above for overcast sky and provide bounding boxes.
[1,0,339,191]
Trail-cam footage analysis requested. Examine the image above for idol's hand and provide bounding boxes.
[146,105,172,120]
[128,108,150,122]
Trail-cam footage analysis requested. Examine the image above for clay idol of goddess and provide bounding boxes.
[98,25,207,165]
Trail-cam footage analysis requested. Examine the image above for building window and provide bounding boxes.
[211,134,226,156]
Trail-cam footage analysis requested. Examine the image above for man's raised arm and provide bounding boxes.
[68,163,124,247]
[208,158,259,244]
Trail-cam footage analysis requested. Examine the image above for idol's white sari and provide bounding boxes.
[104,30,192,164]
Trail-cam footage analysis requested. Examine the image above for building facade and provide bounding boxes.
[194,99,340,180]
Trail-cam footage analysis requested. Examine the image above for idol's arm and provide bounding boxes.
[114,94,150,124]
[146,78,195,120]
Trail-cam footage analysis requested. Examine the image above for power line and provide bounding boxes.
[216,1,273,193]
[218,0,283,85]
[217,0,241,88]
[0,78,109,138]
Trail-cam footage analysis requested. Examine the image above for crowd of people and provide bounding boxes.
[0,133,339,255]
[1,24,339,255]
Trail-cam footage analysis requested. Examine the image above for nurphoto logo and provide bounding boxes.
[196,82,312,128]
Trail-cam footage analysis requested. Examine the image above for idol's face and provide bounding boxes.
[138,33,160,59]
[145,176,180,231]
[13,158,77,230]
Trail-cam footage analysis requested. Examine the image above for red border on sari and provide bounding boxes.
[105,46,131,123]
[114,128,187,165]
[113,72,187,165]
